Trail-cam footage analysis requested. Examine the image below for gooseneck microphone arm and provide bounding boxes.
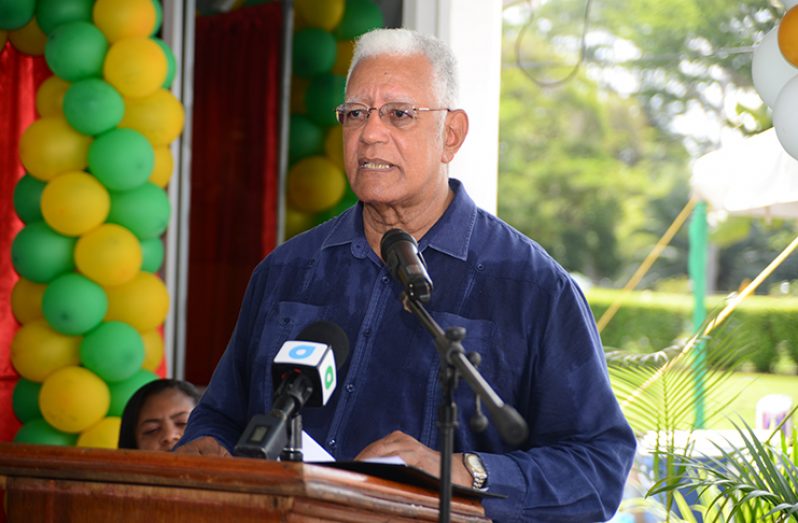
[380,228,529,523]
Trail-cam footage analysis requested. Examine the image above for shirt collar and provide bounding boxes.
[321,178,477,262]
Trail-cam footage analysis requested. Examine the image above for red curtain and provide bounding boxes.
[0,43,51,442]
[186,3,283,385]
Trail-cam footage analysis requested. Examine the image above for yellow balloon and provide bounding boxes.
[19,117,92,181]
[11,319,81,382]
[149,145,174,188]
[295,0,344,30]
[41,171,110,236]
[291,76,309,114]
[332,39,354,76]
[287,156,346,213]
[119,88,185,145]
[103,37,167,99]
[284,205,316,240]
[8,16,47,56]
[11,277,46,324]
[40,366,110,433]
[140,329,164,371]
[324,126,344,170]
[104,272,169,331]
[75,223,142,287]
[36,76,70,118]
[77,417,121,449]
[93,0,156,43]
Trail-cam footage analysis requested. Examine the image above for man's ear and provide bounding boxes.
[440,109,469,164]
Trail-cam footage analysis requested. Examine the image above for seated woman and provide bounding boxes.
[118,379,202,451]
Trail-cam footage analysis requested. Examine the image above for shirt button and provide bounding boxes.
[382,275,390,284]
[345,384,355,393]
[328,439,336,448]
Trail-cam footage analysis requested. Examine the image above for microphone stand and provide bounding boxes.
[401,293,529,523]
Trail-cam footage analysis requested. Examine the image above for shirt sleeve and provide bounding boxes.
[479,276,636,523]
[176,263,268,453]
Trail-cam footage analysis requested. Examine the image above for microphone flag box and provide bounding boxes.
[273,341,338,406]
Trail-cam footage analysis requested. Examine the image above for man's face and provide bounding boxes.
[342,54,449,210]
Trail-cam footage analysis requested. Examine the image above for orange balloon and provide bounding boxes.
[93,0,156,43]
[11,319,81,382]
[140,329,164,371]
[780,7,798,68]
[19,117,92,181]
[36,76,70,118]
[103,37,167,99]
[8,16,47,56]
[104,272,169,331]
[41,171,111,236]
[11,277,46,324]
[149,145,174,188]
[119,88,185,145]
[287,156,346,213]
[75,223,142,287]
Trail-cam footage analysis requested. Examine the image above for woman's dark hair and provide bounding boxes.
[118,379,202,449]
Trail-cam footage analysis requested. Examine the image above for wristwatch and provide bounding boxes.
[462,452,488,489]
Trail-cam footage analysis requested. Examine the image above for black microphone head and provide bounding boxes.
[296,320,350,370]
[380,228,417,273]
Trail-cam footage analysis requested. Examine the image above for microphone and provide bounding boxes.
[380,228,433,302]
[234,321,350,459]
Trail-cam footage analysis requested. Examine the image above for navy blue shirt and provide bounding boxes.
[181,179,636,522]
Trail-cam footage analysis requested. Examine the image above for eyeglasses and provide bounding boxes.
[334,102,451,129]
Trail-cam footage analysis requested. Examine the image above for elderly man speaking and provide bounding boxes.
[177,28,636,522]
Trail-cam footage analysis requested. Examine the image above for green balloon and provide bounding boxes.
[305,73,346,127]
[89,128,154,191]
[108,369,159,416]
[141,237,164,273]
[0,0,34,30]
[108,183,171,240]
[14,418,78,446]
[45,21,108,82]
[293,28,337,78]
[42,272,108,335]
[11,221,77,283]
[63,78,125,136]
[13,174,46,223]
[151,0,163,36]
[13,378,42,423]
[35,0,93,36]
[289,114,324,163]
[80,321,145,383]
[334,0,384,40]
[151,37,175,88]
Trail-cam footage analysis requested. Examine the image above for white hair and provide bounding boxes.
[346,28,459,108]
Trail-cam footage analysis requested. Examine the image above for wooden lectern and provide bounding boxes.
[0,442,489,522]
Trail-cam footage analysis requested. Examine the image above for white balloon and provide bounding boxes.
[773,75,798,160]
[785,0,798,10]
[752,27,798,108]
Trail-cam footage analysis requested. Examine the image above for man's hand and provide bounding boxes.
[173,436,230,457]
[355,430,472,487]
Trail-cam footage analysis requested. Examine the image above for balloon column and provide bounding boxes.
[4,0,180,449]
[752,0,798,159]
[285,0,384,239]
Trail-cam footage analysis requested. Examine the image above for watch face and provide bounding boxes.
[464,453,487,488]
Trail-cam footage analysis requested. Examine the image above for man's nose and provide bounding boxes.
[360,109,390,142]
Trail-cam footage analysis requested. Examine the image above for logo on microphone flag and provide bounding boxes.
[274,341,338,405]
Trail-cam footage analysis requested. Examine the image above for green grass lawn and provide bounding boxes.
[707,372,798,430]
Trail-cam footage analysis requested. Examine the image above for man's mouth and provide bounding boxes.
[360,159,395,170]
